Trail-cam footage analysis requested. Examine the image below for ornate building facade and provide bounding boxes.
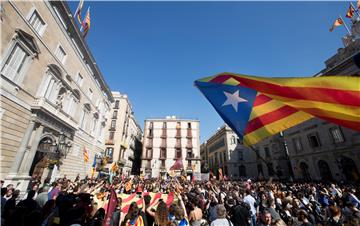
[103,92,142,176]
[284,37,360,182]
[1,1,113,191]
[141,116,201,178]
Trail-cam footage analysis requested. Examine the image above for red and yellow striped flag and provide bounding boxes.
[346,5,355,18]
[118,192,177,214]
[82,7,91,38]
[329,18,344,32]
[83,147,89,163]
[197,73,360,135]
[195,76,312,146]
[125,179,133,192]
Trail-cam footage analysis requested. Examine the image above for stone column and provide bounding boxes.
[8,120,36,175]
[18,125,44,175]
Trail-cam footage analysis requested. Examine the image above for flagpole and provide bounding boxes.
[350,2,360,17]
[340,15,352,35]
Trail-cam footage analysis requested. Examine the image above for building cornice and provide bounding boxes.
[49,1,113,103]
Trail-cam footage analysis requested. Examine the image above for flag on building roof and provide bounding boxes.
[346,5,355,18]
[83,147,89,163]
[74,0,84,26]
[82,7,91,38]
[329,17,344,32]
[195,73,360,145]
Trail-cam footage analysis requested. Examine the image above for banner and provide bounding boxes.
[119,192,177,214]
[201,173,210,181]
[193,172,202,181]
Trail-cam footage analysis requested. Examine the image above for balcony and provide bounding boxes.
[175,140,181,149]
[175,130,181,138]
[105,139,114,145]
[118,158,127,165]
[161,129,167,138]
[186,142,193,149]
[186,153,201,161]
[31,97,77,130]
[160,139,167,149]
[145,142,153,149]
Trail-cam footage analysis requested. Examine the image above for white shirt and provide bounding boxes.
[211,218,233,226]
[244,194,256,216]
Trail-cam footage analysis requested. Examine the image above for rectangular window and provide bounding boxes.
[110,120,116,129]
[308,133,321,148]
[160,148,167,159]
[146,149,152,159]
[264,147,270,158]
[330,127,344,143]
[293,138,302,152]
[105,148,114,163]
[114,100,120,109]
[176,148,182,158]
[91,118,98,135]
[108,131,114,140]
[1,44,28,80]
[112,111,117,119]
[28,9,46,35]
[54,45,66,64]
[187,122,191,128]
[88,88,93,101]
[79,109,87,130]
[75,73,83,87]
[238,151,243,160]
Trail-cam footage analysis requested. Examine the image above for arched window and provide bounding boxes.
[230,136,236,144]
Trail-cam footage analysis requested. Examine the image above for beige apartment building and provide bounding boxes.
[104,92,142,176]
[0,1,113,191]
[141,116,201,178]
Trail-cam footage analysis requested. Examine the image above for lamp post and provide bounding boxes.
[49,132,72,159]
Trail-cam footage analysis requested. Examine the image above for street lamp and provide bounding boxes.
[51,132,72,159]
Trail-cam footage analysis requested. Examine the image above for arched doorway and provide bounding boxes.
[318,160,333,181]
[29,137,59,183]
[300,162,311,181]
[340,156,360,182]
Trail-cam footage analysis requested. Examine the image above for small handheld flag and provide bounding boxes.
[329,17,344,32]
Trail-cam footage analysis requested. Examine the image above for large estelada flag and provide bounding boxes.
[195,73,360,146]
[82,7,91,38]
[118,192,177,214]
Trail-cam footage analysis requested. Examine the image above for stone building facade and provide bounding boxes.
[103,92,142,176]
[0,1,113,191]
[141,116,201,178]
[201,125,290,180]
[284,38,360,182]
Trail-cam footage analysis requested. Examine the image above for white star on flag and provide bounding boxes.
[222,90,247,112]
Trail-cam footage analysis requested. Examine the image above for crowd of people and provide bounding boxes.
[1,174,360,226]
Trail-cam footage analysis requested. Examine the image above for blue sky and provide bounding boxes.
[68,1,352,142]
